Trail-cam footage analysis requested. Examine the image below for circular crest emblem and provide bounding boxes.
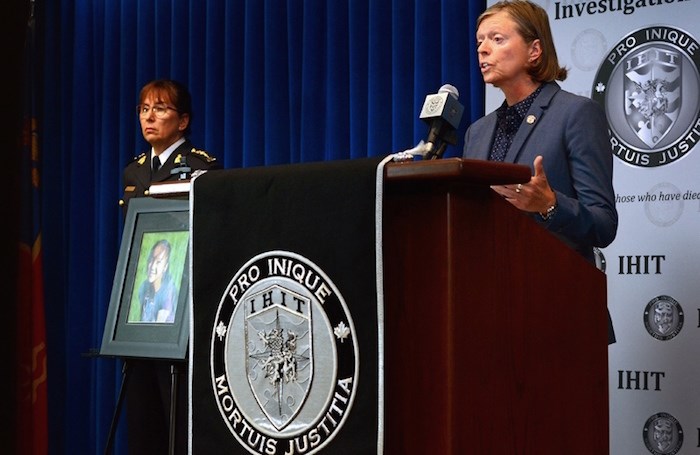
[426,94,445,115]
[643,412,683,455]
[210,250,359,454]
[592,26,700,167]
[571,28,608,72]
[643,295,684,341]
[644,182,684,227]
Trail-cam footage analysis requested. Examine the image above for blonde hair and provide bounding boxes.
[478,0,567,82]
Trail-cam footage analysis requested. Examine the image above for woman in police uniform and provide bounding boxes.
[122,79,220,455]
[121,79,221,212]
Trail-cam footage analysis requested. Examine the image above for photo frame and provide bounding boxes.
[100,197,191,360]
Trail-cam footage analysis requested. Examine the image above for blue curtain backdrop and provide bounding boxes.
[34,0,486,453]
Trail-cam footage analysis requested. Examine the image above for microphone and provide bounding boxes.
[420,84,464,160]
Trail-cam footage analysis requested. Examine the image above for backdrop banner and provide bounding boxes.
[189,157,384,454]
[486,2,700,453]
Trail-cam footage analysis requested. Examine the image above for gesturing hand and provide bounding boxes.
[490,155,556,214]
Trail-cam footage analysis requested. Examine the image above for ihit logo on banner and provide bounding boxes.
[210,250,359,455]
[643,412,683,455]
[593,26,700,167]
[643,295,684,341]
[622,46,680,149]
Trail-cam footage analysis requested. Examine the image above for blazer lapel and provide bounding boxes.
[468,114,498,160]
[505,82,560,163]
[151,160,170,182]
[133,155,153,188]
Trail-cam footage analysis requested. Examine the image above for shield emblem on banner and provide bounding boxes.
[623,46,681,148]
[245,285,312,431]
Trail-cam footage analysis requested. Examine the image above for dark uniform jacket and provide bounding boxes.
[120,139,221,212]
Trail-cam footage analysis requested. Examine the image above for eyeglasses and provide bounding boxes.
[136,104,179,119]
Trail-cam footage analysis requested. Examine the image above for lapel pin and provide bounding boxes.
[526,115,536,124]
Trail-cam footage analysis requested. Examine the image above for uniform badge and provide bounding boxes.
[134,152,147,165]
[191,148,217,162]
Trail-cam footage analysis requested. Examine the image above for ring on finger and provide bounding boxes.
[516,183,522,193]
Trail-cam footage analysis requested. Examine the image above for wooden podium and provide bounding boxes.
[382,158,609,454]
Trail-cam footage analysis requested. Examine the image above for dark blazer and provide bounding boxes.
[121,139,222,211]
[463,81,618,263]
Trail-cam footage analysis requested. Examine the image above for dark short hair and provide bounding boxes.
[148,239,172,263]
[139,79,193,135]
[478,0,567,82]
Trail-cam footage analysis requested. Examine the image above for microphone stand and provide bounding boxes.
[424,129,457,160]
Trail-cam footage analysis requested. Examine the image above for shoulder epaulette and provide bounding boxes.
[190,148,217,163]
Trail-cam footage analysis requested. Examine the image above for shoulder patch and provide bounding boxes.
[190,148,217,162]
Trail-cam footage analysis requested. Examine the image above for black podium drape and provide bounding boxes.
[190,157,384,454]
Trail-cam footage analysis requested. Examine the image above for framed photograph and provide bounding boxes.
[100,197,191,360]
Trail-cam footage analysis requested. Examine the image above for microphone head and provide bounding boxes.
[438,84,459,99]
[419,84,464,130]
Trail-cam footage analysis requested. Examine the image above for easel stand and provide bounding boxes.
[168,363,181,454]
[103,358,182,455]
[103,360,129,455]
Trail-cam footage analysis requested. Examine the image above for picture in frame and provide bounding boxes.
[100,197,190,360]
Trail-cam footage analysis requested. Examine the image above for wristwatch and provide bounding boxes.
[540,202,557,221]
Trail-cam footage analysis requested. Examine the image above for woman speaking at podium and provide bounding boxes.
[463,0,617,342]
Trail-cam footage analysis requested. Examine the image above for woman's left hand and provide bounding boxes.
[490,155,556,214]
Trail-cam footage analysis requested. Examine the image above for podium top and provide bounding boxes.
[147,179,191,198]
[385,157,530,186]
